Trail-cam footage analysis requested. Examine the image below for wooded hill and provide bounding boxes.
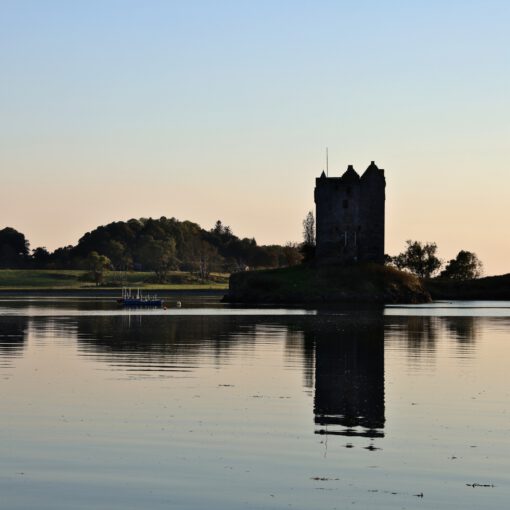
[0,218,301,277]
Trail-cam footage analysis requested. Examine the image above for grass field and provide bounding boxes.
[0,269,229,291]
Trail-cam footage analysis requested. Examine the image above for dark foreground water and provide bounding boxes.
[1,297,509,509]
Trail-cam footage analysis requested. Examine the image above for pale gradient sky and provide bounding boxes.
[1,1,509,274]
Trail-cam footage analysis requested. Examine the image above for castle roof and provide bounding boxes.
[317,161,384,183]
[341,164,360,182]
[361,160,384,180]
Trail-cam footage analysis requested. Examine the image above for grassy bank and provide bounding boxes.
[225,263,431,304]
[0,269,229,291]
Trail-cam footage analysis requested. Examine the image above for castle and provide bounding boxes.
[314,161,386,265]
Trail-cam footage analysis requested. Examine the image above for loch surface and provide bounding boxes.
[1,297,509,509]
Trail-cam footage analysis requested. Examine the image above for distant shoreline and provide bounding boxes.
[424,274,510,301]
[0,269,228,293]
[2,269,509,302]
[224,265,510,304]
[0,288,226,297]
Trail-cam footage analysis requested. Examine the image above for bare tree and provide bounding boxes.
[302,211,315,246]
[301,211,316,262]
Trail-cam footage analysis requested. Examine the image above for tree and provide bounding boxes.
[301,211,315,262]
[51,246,74,268]
[392,240,442,278]
[302,211,315,246]
[187,238,220,280]
[104,240,130,271]
[87,251,111,286]
[32,247,51,269]
[212,220,225,235]
[0,227,30,268]
[283,242,303,267]
[136,238,177,282]
[440,250,483,280]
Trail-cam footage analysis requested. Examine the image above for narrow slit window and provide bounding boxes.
[343,199,348,209]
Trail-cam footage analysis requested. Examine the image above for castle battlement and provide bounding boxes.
[314,161,386,265]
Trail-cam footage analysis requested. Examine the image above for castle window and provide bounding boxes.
[343,199,348,209]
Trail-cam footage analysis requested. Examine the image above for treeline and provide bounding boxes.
[0,219,302,279]
[1,221,485,283]
[386,240,483,280]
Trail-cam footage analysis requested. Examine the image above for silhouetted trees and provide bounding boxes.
[0,219,490,285]
[283,242,303,266]
[389,242,484,281]
[301,211,316,262]
[32,247,51,269]
[50,246,74,269]
[0,217,299,277]
[0,228,30,268]
[441,250,483,280]
[391,240,442,278]
[68,217,281,273]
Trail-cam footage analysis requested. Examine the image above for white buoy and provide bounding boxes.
[176,301,182,308]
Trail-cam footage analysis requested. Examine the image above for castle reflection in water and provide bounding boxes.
[0,308,482,439]
[307,315,385,438]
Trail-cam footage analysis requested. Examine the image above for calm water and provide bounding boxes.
[1,296,509,509]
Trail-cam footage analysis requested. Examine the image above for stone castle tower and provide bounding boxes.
[314,161,385,264]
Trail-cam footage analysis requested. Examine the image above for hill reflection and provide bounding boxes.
[0,316,28,366]
[76,315,261,359]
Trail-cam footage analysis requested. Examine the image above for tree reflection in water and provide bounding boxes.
[68,308,484,440]
[0,316,28,367]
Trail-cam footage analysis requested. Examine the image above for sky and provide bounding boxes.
[1,1,509,275]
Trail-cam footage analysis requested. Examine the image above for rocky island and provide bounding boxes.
[223,263,431,304]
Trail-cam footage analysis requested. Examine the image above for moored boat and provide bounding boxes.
[117,288,164,308]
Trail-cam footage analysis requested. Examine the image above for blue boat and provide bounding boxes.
[117,288,164,308]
